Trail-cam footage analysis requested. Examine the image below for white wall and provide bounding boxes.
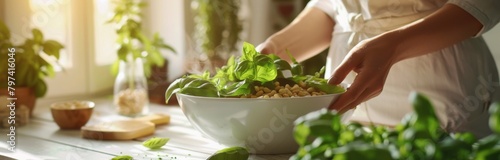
[143,0,186,82]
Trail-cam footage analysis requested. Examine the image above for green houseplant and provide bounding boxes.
[191,0,242,73]
[0,20,64,115]
[108,0,176,115]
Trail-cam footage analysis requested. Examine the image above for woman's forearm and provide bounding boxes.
[263,7,334,62]
[385,3,483,63]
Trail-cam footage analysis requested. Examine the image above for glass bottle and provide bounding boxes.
[113,58,149,116]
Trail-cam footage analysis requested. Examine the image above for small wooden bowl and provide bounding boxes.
[50,101,95,129]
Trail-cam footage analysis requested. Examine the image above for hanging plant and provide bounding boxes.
[192,0,242,71]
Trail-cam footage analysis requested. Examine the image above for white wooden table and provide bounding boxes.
[0,97,292,160]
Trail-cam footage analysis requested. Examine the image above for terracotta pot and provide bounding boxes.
[0,87,36,116]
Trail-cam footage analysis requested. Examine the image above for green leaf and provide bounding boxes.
[254,55,277,82]
[286,50,303,76]
[117,45,128,61]
[165,78,183,102]
[234,61,255,80]
[111,155,133,160]
[294,124,310,146]
[110,60,120,76]
[273,59,292,71]
[242,42,257,61]
[148,49,165,67]
[306,79,345,94]
[32,29,44,44]
[107,12,123,23]
[207,147,249,160]
[331,143,394,160]
[0,20,10,40]
[220,80,251,96]
[42,40,64,59]
[34,79,47,97]
[180,81,218,97]
[153,33,176,53]
[142,137,169,149]
[15,60,30,86]
[489,102,500,134]
[409,92,441,140]
[25,68,39,87]
[166,77,219,99]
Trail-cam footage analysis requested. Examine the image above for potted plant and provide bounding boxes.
[0,20,64,116]
[107,0,176,115]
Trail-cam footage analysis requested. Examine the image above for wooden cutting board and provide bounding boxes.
[81,113,170,140]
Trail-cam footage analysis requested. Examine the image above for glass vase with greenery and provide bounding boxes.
[108,0,176,116]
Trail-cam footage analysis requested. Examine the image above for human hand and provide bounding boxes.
[256,40,277,55]
[327,35,399,113]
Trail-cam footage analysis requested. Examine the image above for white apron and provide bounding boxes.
[308,0,500,138]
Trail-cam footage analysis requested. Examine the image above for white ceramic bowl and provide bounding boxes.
[176,88,353,154]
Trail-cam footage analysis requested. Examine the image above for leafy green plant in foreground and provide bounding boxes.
[291,92,500,160]
[165,42,344,101]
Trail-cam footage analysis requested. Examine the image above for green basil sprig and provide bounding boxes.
[291,92,500,160]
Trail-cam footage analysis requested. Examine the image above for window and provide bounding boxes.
[2,0,187,99]
[3,0,114,98]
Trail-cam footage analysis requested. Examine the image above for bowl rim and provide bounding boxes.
[176,83,348,100]
[176,90,344,101]
[50,101,95,110]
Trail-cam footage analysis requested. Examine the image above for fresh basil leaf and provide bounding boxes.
[111,155,133,160]
[303,76,345,94]
[165,77,218,101]
[234,60,255,80]
[254,54,277,82]
[165,78,183,102]
[285,50,303,76]
[142,137,169,149]
[180,79,218,97]
[273,59,291,70]
[242,42,257,61]
[220,80,252,96]
[207,146,249,160]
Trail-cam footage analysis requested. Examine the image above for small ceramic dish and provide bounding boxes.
[50,101,95,129]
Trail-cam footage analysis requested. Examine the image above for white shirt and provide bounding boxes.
[308,0,500,138]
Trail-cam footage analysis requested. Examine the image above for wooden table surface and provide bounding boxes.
[0,97,292,160]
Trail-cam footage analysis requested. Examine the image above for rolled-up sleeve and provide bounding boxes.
[306,0,335,20]
[447,0,500,36]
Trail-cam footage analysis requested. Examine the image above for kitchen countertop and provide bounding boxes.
[0,96,292,160]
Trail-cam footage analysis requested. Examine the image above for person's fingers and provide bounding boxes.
[328,76,366,111]
[256,40,277,54]
[328,69,375,111]
[328,53,359,85]
[338,87,381,113]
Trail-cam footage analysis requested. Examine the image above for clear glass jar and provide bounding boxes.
[113,58,149,116]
